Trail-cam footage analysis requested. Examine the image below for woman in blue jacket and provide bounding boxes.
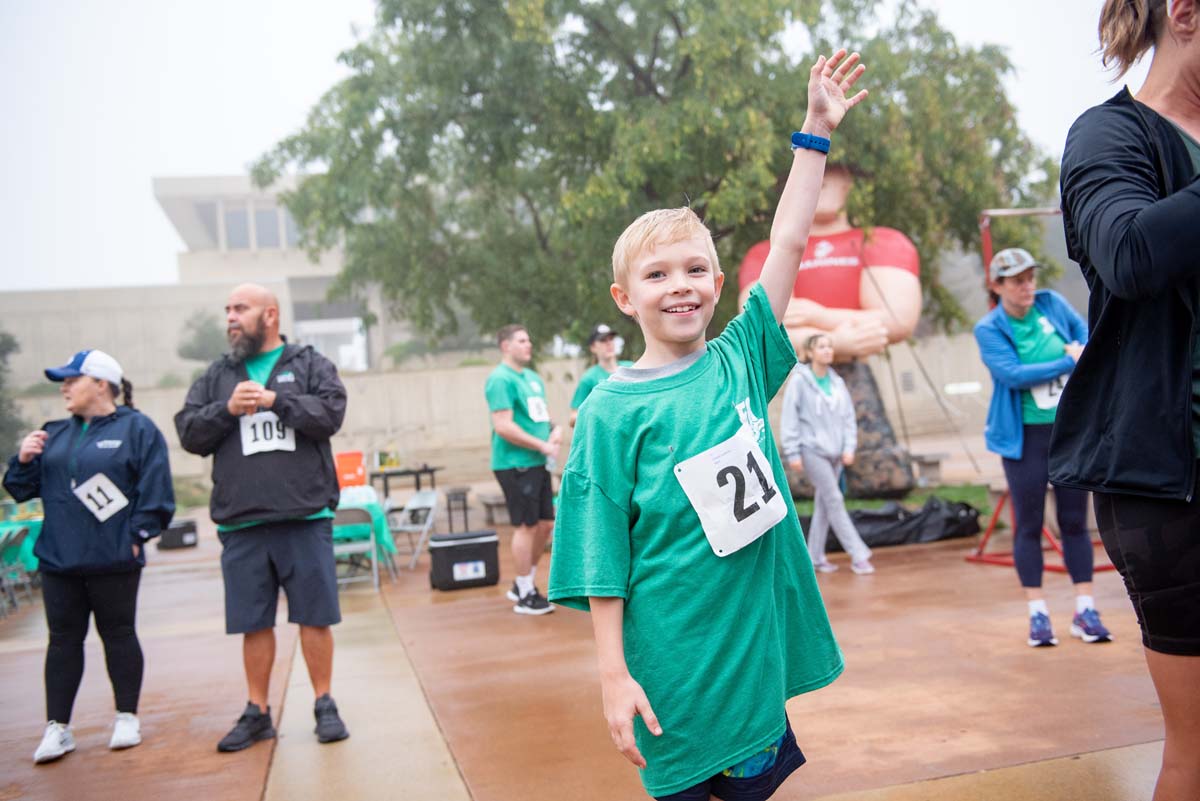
[974,249,1109,648]
[4,350,174,764]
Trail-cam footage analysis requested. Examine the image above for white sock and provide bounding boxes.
[1075,595,1095,615]
[529,566,538,586]
[1028,599,1049,617]
[515,573,534,599]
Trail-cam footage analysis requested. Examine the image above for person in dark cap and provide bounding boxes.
[569,324,634,427]
[5,349,174,764]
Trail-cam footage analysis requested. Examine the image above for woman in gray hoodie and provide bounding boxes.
[781,333,874,574]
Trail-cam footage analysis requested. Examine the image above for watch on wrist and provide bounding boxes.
[791,131,831,153]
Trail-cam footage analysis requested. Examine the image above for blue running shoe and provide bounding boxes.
[1070,608,1112,643]
[1028,612,1058,647]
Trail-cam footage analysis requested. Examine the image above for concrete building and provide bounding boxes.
[0,175,413,391]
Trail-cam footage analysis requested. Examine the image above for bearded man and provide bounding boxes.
[174,283,350,752]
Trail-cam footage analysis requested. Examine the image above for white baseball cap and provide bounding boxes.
[989,248,1039,282]
[44,349,124,385]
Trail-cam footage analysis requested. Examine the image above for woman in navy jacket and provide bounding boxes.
[974,249,1110,649]
[4,350,174,764]
[1052,3,1200,797]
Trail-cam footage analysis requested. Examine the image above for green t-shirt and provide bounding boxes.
[1007,307,1068,425]
[814,371,833,396]
[1172,122,1200,458]
[217,344,334,532]
[570,362,635,410]
[485,363,551,470]
[548,285,844,797]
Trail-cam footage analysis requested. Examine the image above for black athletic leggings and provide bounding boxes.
[1000,424,1092,588]
[41,569,143,723]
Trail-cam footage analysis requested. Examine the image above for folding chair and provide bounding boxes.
[386,490,439,570]
[332,507,379,590]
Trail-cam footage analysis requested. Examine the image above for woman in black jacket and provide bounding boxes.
[1052,2,1200,798]
[4,350,174,765]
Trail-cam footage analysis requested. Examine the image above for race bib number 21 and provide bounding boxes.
[674,426,788,557]
[240,411,296,456]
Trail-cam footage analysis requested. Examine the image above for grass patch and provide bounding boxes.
[792,483,990,519]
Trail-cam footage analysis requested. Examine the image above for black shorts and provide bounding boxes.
[494,466,555,527]
[1094,484,1200,656]
[655,719,806,801]
[218,518,341,634]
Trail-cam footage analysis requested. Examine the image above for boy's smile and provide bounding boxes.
[612,236,724,366]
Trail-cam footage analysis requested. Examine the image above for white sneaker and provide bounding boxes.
[850,560,876,575]
[813,560,839,573]
[33,721,75,764]
[109,712,142,750]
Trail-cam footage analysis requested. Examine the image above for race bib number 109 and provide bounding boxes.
[240,411,296,456]
[674,426,788,557]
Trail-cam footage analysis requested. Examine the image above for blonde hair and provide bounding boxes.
[1099,0,1168,74]
[611,207,720,287]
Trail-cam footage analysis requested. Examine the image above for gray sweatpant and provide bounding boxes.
[801,448,872,564]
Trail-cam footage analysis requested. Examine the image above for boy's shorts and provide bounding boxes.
[494,466,555,527]
[654,719,806,801]
[1094,486,1200,656]
[218,518,341,634]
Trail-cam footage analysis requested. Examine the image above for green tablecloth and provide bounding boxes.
[0,518,42,572]
[333,499,396,563]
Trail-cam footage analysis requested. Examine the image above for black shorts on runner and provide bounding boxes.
[218,517,341,634]
[1094,483,1200,656]
[654,718,806,801]
[494,466,555,527]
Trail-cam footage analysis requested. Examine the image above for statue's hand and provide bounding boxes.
[831,319,889,359]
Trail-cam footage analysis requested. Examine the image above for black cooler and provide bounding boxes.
[429,530,500,590]
[157,520,198,550]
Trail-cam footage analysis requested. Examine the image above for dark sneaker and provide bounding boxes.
[1027,612,1058,647]
[513,589,554,616]
[217,702,276,752]
[505,581,520,602]
[314,694,349,743]
[1070,608,1113,643]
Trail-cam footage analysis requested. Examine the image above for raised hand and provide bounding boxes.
[805,48,868,137]
[18,430,49,464]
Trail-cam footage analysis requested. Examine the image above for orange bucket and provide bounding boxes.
[335,451,367,488]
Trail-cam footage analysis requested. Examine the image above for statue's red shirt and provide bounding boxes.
[737,227,919,310]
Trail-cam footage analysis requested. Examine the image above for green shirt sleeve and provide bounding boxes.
[548,421,633,611]
[570,369,600,410]
[719,283,797,399]
[484,371,515,412]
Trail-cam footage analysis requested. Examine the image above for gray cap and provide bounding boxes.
[989,248,1039,282]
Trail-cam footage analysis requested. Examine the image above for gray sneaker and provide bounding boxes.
[314,694,349,743]
[217,702,276,752]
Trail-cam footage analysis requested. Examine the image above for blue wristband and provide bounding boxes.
[791,131,831,153]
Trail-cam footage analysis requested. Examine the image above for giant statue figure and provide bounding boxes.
[738,162,922,496]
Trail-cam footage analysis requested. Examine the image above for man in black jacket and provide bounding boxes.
[175,283,350,752]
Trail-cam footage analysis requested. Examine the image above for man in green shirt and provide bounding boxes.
[485,324,562,615]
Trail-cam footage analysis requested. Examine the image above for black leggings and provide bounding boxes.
[1001,424,1093,588]
[41,569,143,723]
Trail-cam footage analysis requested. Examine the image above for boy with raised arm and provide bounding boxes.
[548,50,868,800]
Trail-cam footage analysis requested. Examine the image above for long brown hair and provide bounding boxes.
[107,379,136,409]
[1099,0,1168,74]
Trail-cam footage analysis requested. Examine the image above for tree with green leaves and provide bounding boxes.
[177,311,228,363]
[0,329,27,455]
[254,0,1055,351]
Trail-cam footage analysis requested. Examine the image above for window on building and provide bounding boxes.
[197,202,219,247]
[284,210,302,248]
[224,204,250,249]
[255,207,281,249]
[294,318,368,372]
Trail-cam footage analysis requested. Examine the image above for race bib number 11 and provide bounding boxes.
[674,426,788,557]
[73,473,130,523]
[240,411,296,456]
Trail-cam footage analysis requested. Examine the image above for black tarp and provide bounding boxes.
[801,496,981,553]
